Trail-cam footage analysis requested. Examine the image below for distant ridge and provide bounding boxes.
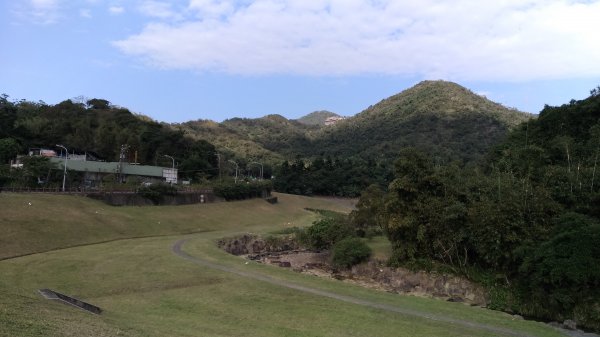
[296,111,341,126]
[176,80,533,164]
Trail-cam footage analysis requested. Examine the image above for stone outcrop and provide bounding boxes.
[340,261,487,306]
[217,234,300,255]
[219,234,487,306]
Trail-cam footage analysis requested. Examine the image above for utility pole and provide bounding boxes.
[228,160,239,183]
[118,144,129,183]
[163,154,175,184]
[56,144,68,192]
[215,152,222,181]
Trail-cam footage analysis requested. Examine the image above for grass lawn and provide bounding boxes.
[0,192,348,260]
[0,192,565,337]
[364,235,393,261]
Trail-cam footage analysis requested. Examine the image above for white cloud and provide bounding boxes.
[31,0,59,9]
[80,8,92,18]
[138,1,182,20]
[25,0,61,24]
[188,0,235,18]
[109,6,125,15]
[114,0,600,81]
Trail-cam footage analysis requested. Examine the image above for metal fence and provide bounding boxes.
[0,186,213,194]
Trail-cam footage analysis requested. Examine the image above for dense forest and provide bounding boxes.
[0,95,218,185]
[350,88,600,330]
[273,156,393,197]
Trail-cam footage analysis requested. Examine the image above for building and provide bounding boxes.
[324,116,346,126]
[50,157,178,187]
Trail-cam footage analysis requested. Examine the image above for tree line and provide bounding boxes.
[273,155,393,197]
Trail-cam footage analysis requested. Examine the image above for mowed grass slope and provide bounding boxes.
[0,192,345,260]
[0,193,564,337]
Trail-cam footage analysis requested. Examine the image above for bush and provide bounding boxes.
[305,218,354,250]
[137,183,177,204]
[214,181,273,201]
[332,237,372,269]
[518,213,600,330]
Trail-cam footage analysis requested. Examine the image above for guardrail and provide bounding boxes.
[38,289,102,315]
[0,186,214,194]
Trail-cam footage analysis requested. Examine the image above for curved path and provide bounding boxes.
[172,238,538,337]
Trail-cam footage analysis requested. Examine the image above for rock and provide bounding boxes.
[512,315,523,320]
[447,297,464,303]
[563,319,577,330]
[279,261,291,268]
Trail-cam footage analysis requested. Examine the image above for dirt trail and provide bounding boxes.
[172,238,540,337]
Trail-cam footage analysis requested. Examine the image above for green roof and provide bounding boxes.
[50,158,170,178]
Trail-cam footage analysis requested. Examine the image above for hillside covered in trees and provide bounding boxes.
[295,110,341,126]
[272,81,531,196]
[0,96,218,184]
[308,80,531,162]
[350,87,600,330]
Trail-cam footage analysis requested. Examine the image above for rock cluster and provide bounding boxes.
[219,234,487,306]
[217,234,299,255]
[339,261,487,306]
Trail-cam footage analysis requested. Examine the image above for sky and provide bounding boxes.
[1,0,600,123]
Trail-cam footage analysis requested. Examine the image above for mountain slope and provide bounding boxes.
[177,80,532,165]
[175,119,284,163]
[307,80,532,162]
[296,110,340,126]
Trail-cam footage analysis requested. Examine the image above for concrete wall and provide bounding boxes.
[87,190,219,206]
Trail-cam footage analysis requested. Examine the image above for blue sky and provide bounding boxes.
[1,0,599,123]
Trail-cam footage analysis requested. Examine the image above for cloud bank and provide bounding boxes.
[113,0,600,81]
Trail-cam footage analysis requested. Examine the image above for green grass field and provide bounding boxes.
[0,192,565,337]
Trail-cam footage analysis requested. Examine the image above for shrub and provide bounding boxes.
[305,218,354,250]
[332,237,372,269]
[214,181,273,201]
[518,213,600,330]
[137,183,177,204]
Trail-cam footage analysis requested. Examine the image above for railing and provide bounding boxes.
[0,186,214,194]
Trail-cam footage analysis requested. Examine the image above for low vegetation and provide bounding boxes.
[331,237,372,269]
[213,180,273,200]
[136,183,177,204]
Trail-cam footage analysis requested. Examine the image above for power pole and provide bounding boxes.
[118,144,129,183]
[215,152,222,181]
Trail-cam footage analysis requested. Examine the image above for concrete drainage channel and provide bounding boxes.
[38,289,102,315]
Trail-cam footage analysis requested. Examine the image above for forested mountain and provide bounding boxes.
[179,114,320,163]
[180,80,530,166]
[295,110,340,126]
[307,80,531,163]
[174,119,284,163]
[173,81,532,196]
[221,114,318,155]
